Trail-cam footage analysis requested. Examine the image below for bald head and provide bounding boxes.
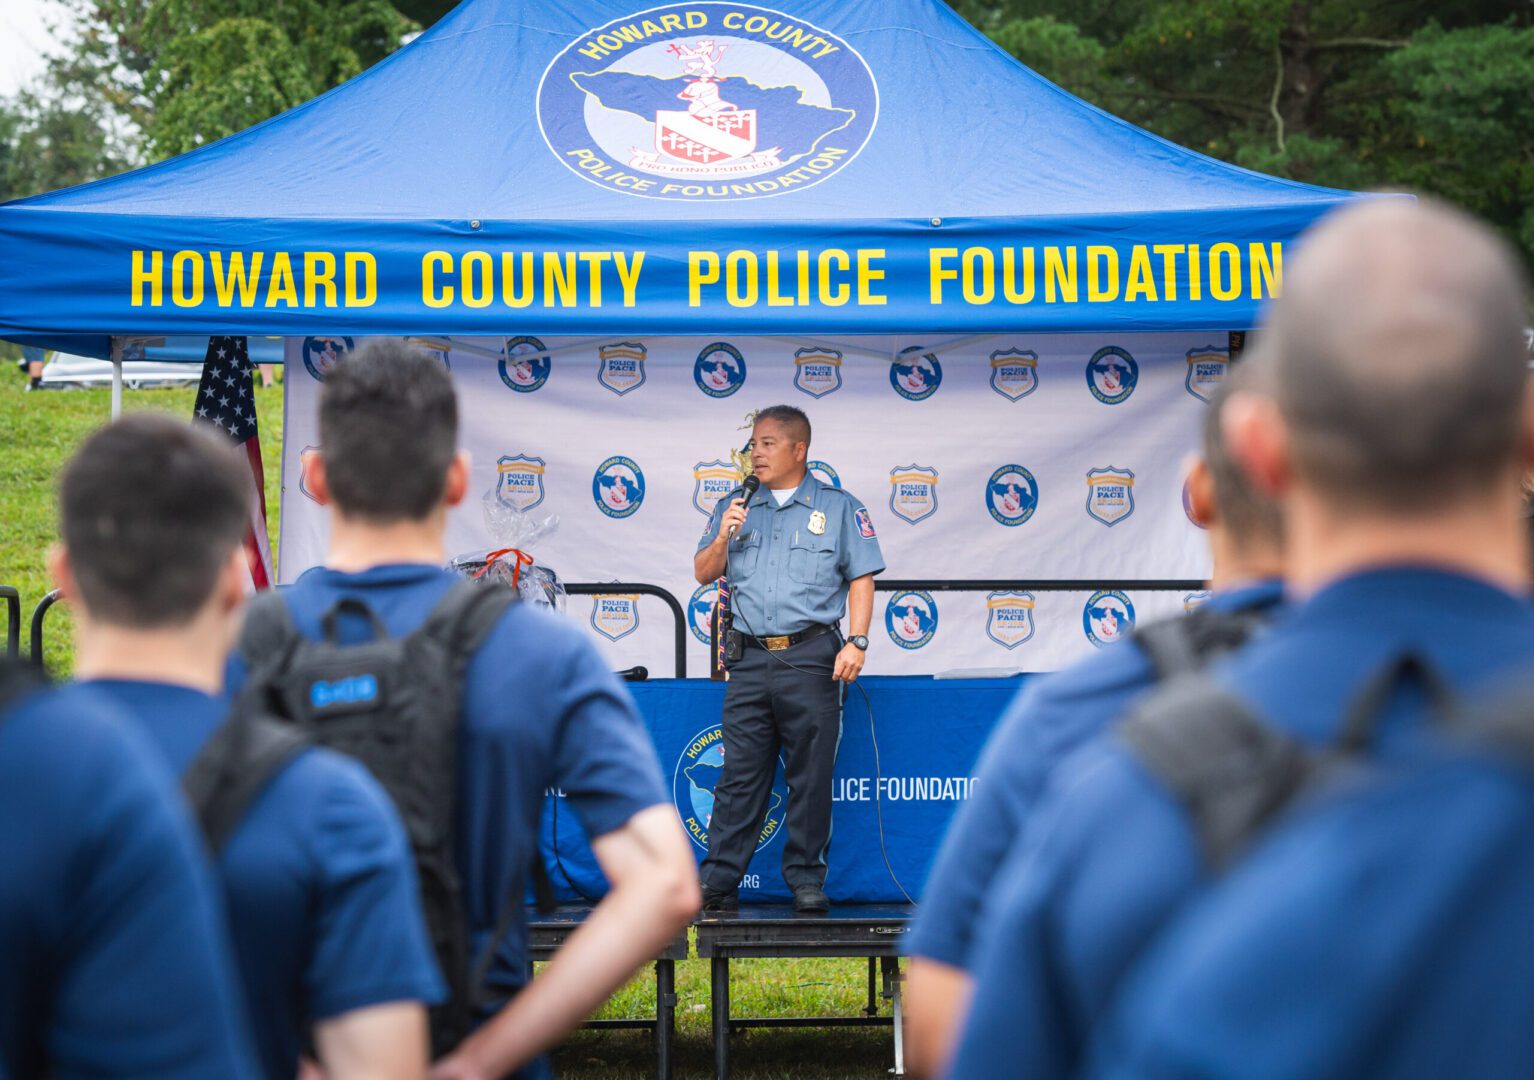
[1262,197,1530,511]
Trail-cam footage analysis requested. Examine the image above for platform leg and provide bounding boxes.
[655,958,675,1080]
[865,956,879,1017]
[883,956,906,1077]
[712,955,730,1080]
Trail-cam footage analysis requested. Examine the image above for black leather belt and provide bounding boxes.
[745,623,837,651]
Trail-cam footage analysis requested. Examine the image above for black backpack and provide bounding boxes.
[201,579,529,1054]
[1130,600,1277,683]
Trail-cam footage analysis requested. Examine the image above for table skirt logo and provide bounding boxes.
[1085,466,1135,527]
[1184,345,1230,401]
[989,348,1039,401]
[496,454,547,511]
[794,347,843,398]
[886,590,938,650]
[1085,345,1138,404]
[598,342,648,395]
[695,342,747,397]
[499,336,551,392]
[689,582,721,644]
[1084,590,1136,647]
[889,465,939,524]
[985,591,1036,649]
[302,336,353,381]
[592,455,646,518]
[673,723,787,851]
[890,347,942,400]
[590,593,641,641]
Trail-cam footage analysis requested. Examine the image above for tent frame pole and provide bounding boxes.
[109,337,124,419]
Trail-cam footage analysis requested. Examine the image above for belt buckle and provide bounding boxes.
[765,635,791,651]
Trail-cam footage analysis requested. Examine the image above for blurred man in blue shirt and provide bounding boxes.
[0,675,258,1078]
[905,367,1284,1077]
[950,197,1534,1079]
[51,414,443,1080]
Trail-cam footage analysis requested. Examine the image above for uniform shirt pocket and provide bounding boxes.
[788,534,838,586]
[727,530,761,575]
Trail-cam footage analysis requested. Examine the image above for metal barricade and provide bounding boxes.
[564,583,688,679]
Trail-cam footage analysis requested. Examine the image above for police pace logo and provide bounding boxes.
[987,465,1039,526]
[688,582,721,644]
[1085,466,1136,527]
[1083,590,1136,647]
[297,445,322,504]
[890,346,942,401]
[592,455,646,518]
[1182,475,1207,529]
[989,347,1039,401]
[886,591,938,650]
[590,593,641,641]
[1085,345,1138,405]
[808,460,841,488]
[674,723,787,851]
[693,459,742,517]
[985,591,1036,649]
[793,347,843,398]
[496,454,547,511]
[1184,345,1230,402]
[694,342,747,397]
[1184,591,1212,613]
[499,336,551,393]
[598,341,647,395]
[538,4,878,202]
[301,336,353,381]
[889,465,939,525]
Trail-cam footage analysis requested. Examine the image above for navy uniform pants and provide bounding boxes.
[700,633,843,893]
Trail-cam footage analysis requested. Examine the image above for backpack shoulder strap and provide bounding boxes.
[1119,674,1314,869]
[237,589,304,675]
[1444,671,1534,767]
[1132,618,1203,682]
[1132,603,1275,683]
[183,709,312,855]
[410,581,517,672]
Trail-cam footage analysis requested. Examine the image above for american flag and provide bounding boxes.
[193,336,272,590]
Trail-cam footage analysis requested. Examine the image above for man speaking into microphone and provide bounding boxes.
[694,405,885,914]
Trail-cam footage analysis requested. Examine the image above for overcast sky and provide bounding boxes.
[0,0,71,98]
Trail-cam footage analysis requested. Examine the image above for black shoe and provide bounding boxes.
[701,885,739,913]
[792,884,829,914]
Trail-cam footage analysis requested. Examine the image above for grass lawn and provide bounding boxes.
[0,364,905,1077]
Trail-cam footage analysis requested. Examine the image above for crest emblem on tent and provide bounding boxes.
[688,582,721,644]
[1184,345,1230,401]
[302,336,353,381]
[793,347,843,398]
[890,346,942,400]
[597,341,647,395]
[885,590,938,650]
[297,445,322,504]
[499,336,551,393]
[986,591,1036,649]
[808,460,841,489]
[1085,466,1136,527]
[989,348,1039,401]
[1085,345,1138,404]
[590,592,640,641]
[987,465,1039,526]
[496,454,546,512]
[694,342,747,397]
[692,459,742,517]
[592,455,646,518]
[889,465,939,525]
[1083,590,1136,647]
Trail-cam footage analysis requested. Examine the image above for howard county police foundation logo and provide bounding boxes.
[695,342,747,397]
[298,446,322,503]
[499,336,551,392]
[808,460,841,488]
[889,465,939,525]
[538,4,878,202]
[496,454,547,511]
[674,723,786,851]
[302,336,353,381]
[597,342,647,395]
[986,592,1036,649]
[688,582,721,643]
[1083,590,1136,647]
[793,347,843,398]
[1184,591,1212,612]
[890,347,942,400]
[886,591,938,650]
[1185,346,1230,402]
[1085,467,1136,527]
[693,459,742,517]
[987,465,1039,526]
[591,593,641,641]
[989,348,1039,401]
[1086,346,1138,404]
[593,455,646,518]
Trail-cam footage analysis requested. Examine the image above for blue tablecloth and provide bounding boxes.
[539,675,1029,903]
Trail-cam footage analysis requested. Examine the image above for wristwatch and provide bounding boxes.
[848,635,869,651]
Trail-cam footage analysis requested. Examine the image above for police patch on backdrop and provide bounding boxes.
[674,723,787,850]
[886,590,938,649]
[808,460,840,488]
[793,347,843,398]
[538,4,878,202]
[891,346,942,400]
[1085,466,1135,526]
[499,336,551,393]
[1086,345,1138,404]
[298,445,322,503]
[1083,590,1136,647]
[496,454,547,511]
[302,336,352,381]
[1183,590,1212,612]
[989,347,1039,401]
[694,342,747,397]
[1184,345,1229,401]
[598,341,647,395]
[692,459,742,516]
[688,582,720,644]
[985,591,1035,649]
[592,455,646,518]
[987,465,1039,526]
[591,593,641,640]
[889,465,939,525]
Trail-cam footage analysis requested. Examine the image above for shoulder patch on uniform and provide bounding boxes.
[854,508,877,539]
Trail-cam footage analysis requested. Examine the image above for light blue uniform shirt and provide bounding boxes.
[698,472,885,637]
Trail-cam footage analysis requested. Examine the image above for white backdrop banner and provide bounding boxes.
[279,333,1221,675]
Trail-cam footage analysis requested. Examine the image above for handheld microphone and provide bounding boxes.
[729,474,760,538]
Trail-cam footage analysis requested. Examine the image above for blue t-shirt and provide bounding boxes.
[948,568,1534,1080]
[907,581,1283,969]
[88,680,444,1080]
[0,683,258,1078]
[228,564,671,992]
[1093,739,1534,1079]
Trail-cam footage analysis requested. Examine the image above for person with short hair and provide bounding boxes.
[903,367,1285,1077]
[51,413,443,1080]
[228,340,699,1080]
[947,197,1534,1080]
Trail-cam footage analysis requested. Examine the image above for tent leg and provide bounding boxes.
[109,338,124,419]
